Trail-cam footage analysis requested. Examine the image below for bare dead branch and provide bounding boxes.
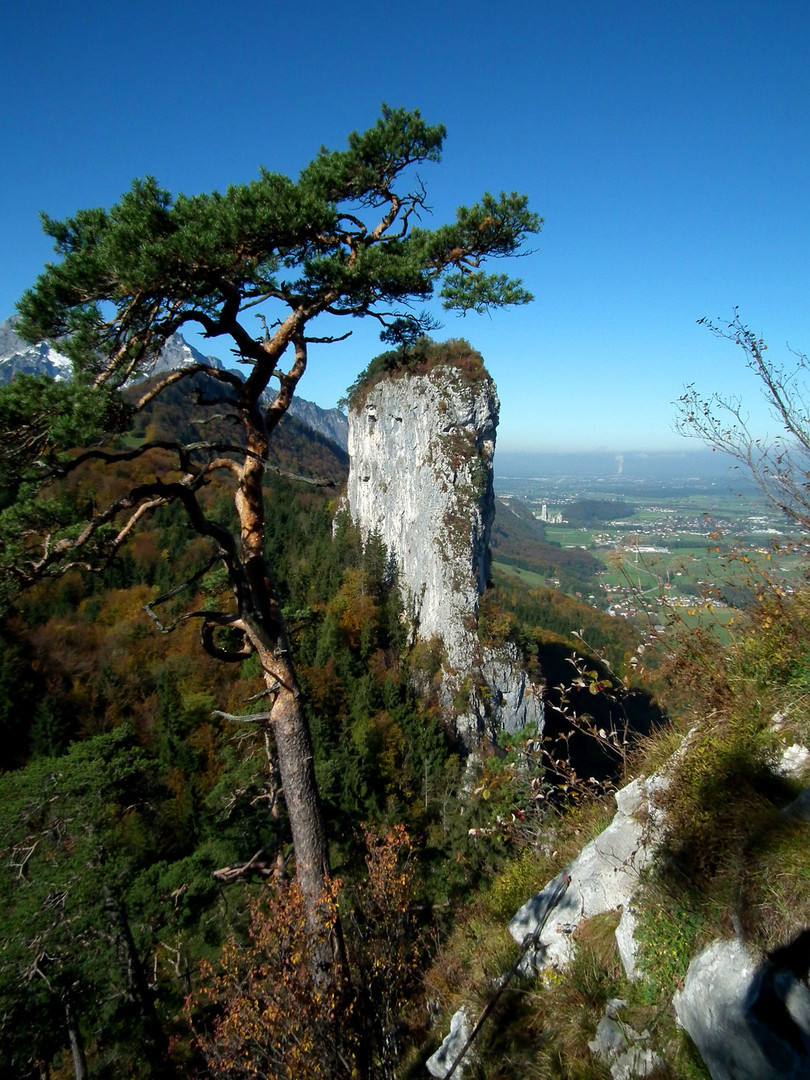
[212,849,275,883]
[301,330,353,345]
[211,710,273,724]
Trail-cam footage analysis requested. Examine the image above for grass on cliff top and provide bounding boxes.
[342,336,489,409]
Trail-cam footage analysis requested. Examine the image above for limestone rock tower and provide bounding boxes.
[343,344,542,742]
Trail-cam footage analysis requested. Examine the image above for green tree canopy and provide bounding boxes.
[16,106,539,404]
[0,729,172,1077]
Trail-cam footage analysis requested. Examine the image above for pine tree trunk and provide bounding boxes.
[251,631,347,977]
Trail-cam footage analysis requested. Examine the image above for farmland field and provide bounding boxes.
[494,473,810,637]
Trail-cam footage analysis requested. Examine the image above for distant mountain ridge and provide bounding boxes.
[141,332,226,376]
[0,317,348,450]
[286,396,348,450]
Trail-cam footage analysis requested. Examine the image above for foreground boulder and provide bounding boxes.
[674,935,810,1080]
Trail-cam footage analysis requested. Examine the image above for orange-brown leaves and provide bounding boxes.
[191,879,356,1080]
[190,827,421,1079]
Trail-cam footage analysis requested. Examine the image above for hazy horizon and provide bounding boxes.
[494,446,755,485]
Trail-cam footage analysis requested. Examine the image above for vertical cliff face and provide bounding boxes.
[346,364,497,670]
[345,356,543,742]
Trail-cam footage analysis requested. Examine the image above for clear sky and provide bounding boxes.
[2,0,808,452]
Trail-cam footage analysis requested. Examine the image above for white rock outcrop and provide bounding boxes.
[588,998,661,1080]
[435,770,668,1080]
[344,361,543,741]
[508,772,668,973]
[426,1006,472,1078]
[346,365,496,671]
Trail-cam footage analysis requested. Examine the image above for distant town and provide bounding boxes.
[494,454,809,638]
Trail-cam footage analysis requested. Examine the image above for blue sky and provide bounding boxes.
[2,0,808,452]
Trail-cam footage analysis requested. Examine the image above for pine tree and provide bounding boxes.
[2,106,541,984]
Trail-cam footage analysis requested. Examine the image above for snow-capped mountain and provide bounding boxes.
[139,332,225,376]
[0,317,348,449]
[0,318,224,386]
[0,317,72,382]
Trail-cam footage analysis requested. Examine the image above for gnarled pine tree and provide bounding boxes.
[4,106,541,972]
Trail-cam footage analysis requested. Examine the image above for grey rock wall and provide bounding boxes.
[344,362,542,742]
[346,365,497,671]
[674,937,810,1080]
[473,643,542,739]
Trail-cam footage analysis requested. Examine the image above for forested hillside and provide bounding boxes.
[491,496,603,595]
[0,107,670,1079]
[0,394,652,1076]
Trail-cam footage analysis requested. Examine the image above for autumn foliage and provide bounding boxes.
[191,826,418,1080]
[192,879,351,1078]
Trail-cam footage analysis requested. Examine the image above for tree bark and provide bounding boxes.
[64,999,88,1080]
